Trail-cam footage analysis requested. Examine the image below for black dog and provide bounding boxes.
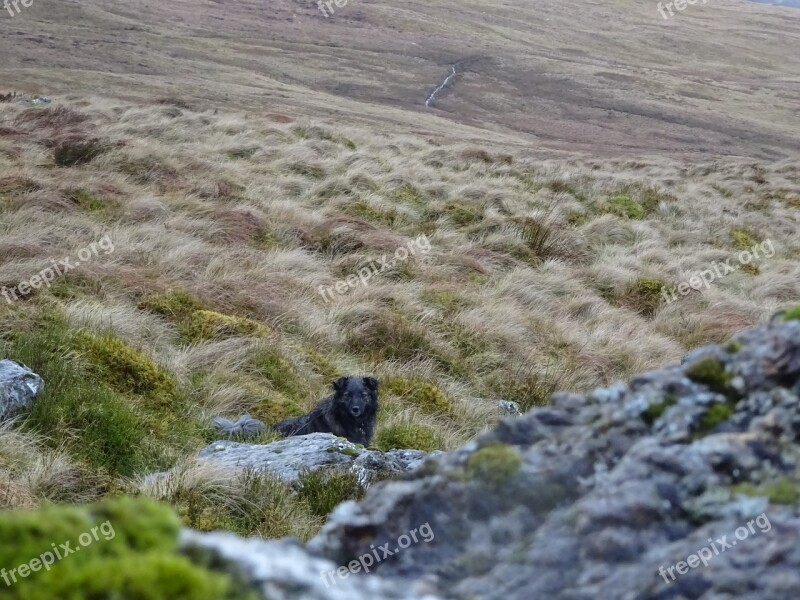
[273,376,378,446]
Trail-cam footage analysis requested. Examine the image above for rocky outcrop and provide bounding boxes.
[0,359,44,422]
[184,316,800,600]
[196,433,434,485]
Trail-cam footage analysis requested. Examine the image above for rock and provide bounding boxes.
[196,432,434,485]
[212,414,267,439]
[497,399,522,416]
[183,317,800,599]
[179,530,442,600]
[0,359,44,422]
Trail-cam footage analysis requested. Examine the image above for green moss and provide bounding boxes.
[422,289,466,315]
[565,210,588,226]
[621,277,672,317]
[740,263,760,276]
[394,183,428,208]
[382,376,453,415]
[605,195,644,219]
[250,346,310,404]
[730,228,759,251]
[138,290,206,320]
[69,189,109,212]
[295,469,364,517]
[0,497,250,600]
[783,305,800,321]
[735,478,800,505]
[302,347,342,381]
[466,443,522,486]
[444,201,484,226]
[685,357,733,394]
[373,424,441,452]
[345,199,401,226]
[725,341,743,353]
[179,310,267,343]
[78,332,178,405]
[696,403,735,436]
[641,395,678,426]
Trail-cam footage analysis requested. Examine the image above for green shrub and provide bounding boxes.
[0,497,251,599]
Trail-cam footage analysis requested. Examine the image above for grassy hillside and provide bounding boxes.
[1,96,798,536]
[1,0,800,157]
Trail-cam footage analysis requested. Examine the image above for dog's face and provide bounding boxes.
[333,376,378,420]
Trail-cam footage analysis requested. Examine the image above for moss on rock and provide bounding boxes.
[783,305,800,321]
[466,443,522,486]
[685,356,733,394]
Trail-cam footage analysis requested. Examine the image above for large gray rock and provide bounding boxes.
[180,530,441,600]
[183,317,800,600]
[196,433,434,485]
[0,360,44,422]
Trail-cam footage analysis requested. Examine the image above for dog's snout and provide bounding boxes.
[350,405,361,416]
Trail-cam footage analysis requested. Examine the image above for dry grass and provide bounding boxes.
[1,96,799,533]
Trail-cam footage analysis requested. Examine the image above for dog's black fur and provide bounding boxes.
[273,376,378,446]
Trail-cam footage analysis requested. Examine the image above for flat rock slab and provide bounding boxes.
[196,433,433,484]
[0,360,44,422]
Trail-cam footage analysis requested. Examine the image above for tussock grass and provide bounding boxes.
[1,97,799,538]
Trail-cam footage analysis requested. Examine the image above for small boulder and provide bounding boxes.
[0,360,44,422]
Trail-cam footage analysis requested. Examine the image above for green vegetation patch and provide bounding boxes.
[640,395,678,426]
[78,332,178,405]
[735,478,800,506]
[138,291,267,343]
[53,138,107,167]
[373,423,442,452]
[382,376,453,415]
[0,496,250,600]
[620,277,672,317]
[295,469,365,517]
[604,195,644,219]
[783,305,800,321]
[179,310,267,343]
[730,228,759,251]
[444,201,484,226]
[685,357,733,394]
[3,318,200,476]
[466,443,522,486]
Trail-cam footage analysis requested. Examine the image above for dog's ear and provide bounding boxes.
[363,376,379,392]
[332,376,349,393]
